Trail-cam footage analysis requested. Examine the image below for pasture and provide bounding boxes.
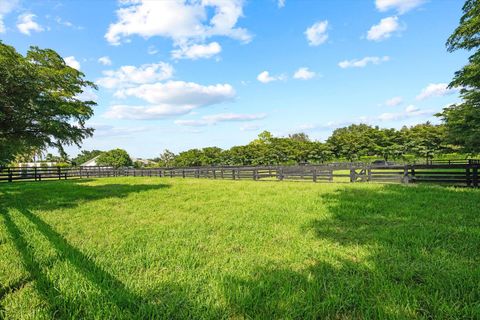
[1,178,479,319]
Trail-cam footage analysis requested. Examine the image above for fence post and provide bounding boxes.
[349,168,355,183]
[57,167,61,180]
[466,166,472,187]
[253,169,258,181]
[221,169,224,179]
[367,167,372,182]
[278,168,284,181]
[34,167,38,181]
[313,168,317,183]
[232,169,236,180]
[402,165,410,184]
[473,166,479,188]
[8,168,12,182]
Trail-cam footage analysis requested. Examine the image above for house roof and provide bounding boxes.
[79,155,101,167]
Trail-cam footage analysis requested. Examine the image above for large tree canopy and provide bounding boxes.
[0,41,96,165]
[96,149,133,168]
[437,0,480,153]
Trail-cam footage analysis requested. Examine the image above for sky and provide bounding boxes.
[0,0,468,158]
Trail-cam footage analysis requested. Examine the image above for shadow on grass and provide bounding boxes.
[0,179,169,212]
[0,180,216,318]
[222,184,480,319]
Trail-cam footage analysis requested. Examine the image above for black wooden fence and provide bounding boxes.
[1,164,479,187]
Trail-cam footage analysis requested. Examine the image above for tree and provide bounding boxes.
[71,150,103,166]
[288,132,310,142]
[96,149,133,168]
[402,123,448,161]
[372,128,406,161]
[155,149,177,167]
[250,131,274,145]
[200,147,224,166]
[326,124,376,161]
[437,0,480,153]
[174,149,203,167]
[0,41,97,166]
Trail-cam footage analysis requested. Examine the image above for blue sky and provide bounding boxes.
[0,0,467,158]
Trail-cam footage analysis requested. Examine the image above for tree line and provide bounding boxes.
[144,122,457,167]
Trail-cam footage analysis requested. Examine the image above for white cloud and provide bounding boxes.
[305,20,328,46]
[367,16,400,41]
[298,120,352,131]
[240,123,261,131]
[171,41,221,60]
[104,104,196,120]
[16,13,44,35]
[98,56,112,66]
[293,67,316,80]
[175,113,266,126]
[92,124,150,138]
[257,71,286,83]
[64,56,81,70]
[114,81,235,105]
[385,96,403,107]
[147,45,158,55]
[105,0,251,61]
[377,105,433,121]
[104,80,236,120]
[97,62,173,89]
[405,105,419,113]
[416,83,459,100]
[375,0,425,14]
[76,89,98,102]
[0,0,19,33]
[338,56,390,68]
[300,105,433,131]
[278,0,286,8]
[54,16,83,30]
[55,16,73,27]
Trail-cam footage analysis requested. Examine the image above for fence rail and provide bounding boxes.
[0,164,479,187]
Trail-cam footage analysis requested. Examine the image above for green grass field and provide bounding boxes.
[1,178,479,319]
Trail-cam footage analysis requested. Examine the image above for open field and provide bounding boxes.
[1,178,479,319]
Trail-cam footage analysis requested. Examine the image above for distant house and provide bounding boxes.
[79,155,155,167]
[18,161,58,168]
[79,155,101,167]
[132,158,156,166]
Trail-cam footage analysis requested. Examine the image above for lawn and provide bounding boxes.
[1,178,479,319]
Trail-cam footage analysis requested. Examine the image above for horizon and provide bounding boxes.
[0,0,467,158]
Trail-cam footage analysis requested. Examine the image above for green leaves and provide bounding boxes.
[96,149,133,168]
[437,0,480,153]
[0,41,96,165]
